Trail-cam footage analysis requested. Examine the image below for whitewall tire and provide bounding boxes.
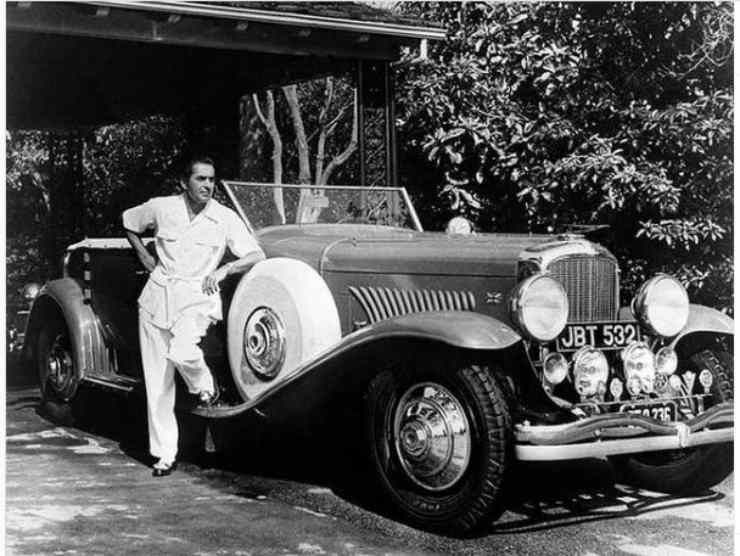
[227,257,341,401]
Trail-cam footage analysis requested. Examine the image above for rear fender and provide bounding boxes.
[197,311,523,421]
[23,278,110,386]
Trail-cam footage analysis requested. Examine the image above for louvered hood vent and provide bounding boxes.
[349,286,476,324]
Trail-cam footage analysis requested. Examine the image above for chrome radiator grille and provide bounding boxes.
[547,256,619,322]
[348,286,476,324]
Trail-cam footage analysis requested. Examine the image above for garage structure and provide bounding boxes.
[6,0,445,184]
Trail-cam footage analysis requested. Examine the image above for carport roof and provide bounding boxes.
[7,1,444,128]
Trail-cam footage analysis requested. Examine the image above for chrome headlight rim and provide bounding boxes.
[510,273,569,343]
[632,274,689,338]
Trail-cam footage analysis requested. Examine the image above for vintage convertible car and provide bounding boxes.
[21,181,733,535]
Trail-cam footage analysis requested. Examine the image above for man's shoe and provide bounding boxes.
[196,389,219,409]
[152,459,177,477]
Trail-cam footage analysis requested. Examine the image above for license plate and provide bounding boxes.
[619,402,676,422]
[556,321,641,352]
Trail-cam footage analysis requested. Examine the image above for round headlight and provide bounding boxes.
[573,346,609,398]
[510,274,569,342]
[632,274,689,337]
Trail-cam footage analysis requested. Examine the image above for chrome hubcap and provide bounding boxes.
[46,334,74,393]
[393,382,471,492]
[243,307,286,380]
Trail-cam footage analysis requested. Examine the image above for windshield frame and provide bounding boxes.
[221,181,424,233]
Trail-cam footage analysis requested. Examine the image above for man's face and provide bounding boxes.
[182,163,215,206]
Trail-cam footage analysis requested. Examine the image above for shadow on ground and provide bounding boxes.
[9,384,728,540]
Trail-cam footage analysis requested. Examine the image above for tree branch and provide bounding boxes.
[320,88,359,185]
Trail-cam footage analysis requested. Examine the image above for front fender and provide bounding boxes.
[619,304,733,347]
[357,311,522,351]
[195,311,522,420]
[670,304,734,345]
[669,304,733,354]
[23,278,109,382]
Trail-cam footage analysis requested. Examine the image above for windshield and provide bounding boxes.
[222,182,422,232]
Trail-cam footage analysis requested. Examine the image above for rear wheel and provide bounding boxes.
[612,347,733,494]
[36,315,80,424]
[364,356,511,535]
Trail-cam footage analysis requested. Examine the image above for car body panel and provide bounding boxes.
[196,310,521,420]
[23,278,109,396]
[670,304,734,348]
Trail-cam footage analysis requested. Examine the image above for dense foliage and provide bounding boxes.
[395,2,733,312]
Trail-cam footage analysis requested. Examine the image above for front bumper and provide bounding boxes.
[515,401,733,461]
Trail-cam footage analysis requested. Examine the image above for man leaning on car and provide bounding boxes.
[122,156,265,477]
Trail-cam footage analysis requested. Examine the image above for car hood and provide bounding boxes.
[257,224,555,277]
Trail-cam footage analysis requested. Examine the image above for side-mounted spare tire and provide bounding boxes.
[227,257,342,401]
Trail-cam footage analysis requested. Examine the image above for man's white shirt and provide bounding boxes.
[123,194,263,328]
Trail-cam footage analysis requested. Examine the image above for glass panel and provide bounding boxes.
[222,182,420,232]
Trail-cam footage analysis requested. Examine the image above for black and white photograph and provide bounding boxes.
[4,2,734,554]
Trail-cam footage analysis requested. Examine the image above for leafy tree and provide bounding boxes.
[396,2,733,312]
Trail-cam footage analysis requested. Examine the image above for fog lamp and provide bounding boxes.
[573,346,609,398]
[632,274,689,337]
[621,341,656,394]
[655,347,678,376]
[543,352,568,385]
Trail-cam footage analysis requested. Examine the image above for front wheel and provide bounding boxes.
[364,357,511,535]
[611,347,733,494]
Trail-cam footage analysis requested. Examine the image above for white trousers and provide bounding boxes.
[139,308,215,462]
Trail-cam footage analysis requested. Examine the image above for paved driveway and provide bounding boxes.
[6,386,734,555]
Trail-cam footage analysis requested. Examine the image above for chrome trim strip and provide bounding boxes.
[515,427,733,461]
[86,1,447,40]
[400,187,423,231]
[220,180,255,234]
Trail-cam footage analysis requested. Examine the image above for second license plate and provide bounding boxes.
[619,402,677,422]
[556,321,641,352]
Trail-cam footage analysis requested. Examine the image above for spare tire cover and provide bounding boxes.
[227,257,341,401]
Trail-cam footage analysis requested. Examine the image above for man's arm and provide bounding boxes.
[202,249,266,295]
[124,229,157,273]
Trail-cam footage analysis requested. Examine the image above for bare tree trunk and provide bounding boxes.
[319,88,359,186]
[284,84,316,223]
[282,85,311,185]
[252,91,285,225]
[250,81,359,225]
[314,77,335,185]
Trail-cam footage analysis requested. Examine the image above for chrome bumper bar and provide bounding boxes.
[515,402,733,461]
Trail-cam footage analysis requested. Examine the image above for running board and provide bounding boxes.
[83,374,141,393]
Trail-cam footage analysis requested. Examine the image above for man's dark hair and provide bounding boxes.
[182,155,215,180]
